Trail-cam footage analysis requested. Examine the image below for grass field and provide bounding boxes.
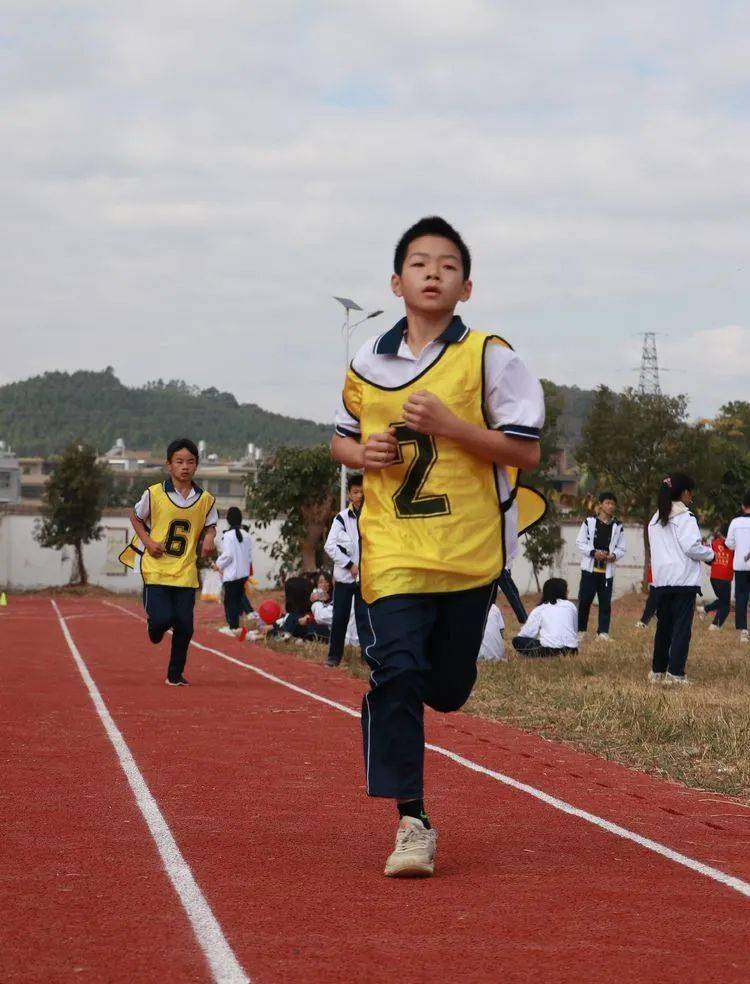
[245,589,750,805]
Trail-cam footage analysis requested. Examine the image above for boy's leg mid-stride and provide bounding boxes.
[330,217,545,876]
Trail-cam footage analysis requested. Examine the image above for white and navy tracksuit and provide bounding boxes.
[575,517,626,633]
[726,515,750,631]
[216,526,253,630]
[648,503,713,676]
[323,507,360,666]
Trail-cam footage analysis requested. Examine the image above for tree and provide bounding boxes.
[246,445,339,575]
[576,387,691,581]
[522,379,564,587]
[34,442,112,585]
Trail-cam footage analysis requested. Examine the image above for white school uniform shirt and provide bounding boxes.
[517,600,578,649]
[575,517,626,579]
[648,502,714,589]
[311,600,334,626]
[215,527,253,582]
[726,515,750,571]
[324,507,360,584]
[478,604,506,661]
[334,317,545,569]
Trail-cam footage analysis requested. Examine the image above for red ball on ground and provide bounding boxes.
[258,599,282,625]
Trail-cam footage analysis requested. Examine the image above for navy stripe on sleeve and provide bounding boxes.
[498,423,541,439]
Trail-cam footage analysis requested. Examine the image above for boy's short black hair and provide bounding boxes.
[598,491,617,503]
[166,438,199,461]
[347,473,363,491]
[394,216,471,279]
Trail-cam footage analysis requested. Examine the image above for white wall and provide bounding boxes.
[0,514,283,592]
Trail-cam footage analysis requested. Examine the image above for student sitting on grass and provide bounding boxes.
[280,573,330,642]
[512,578,578,657]
[310,571,334,629]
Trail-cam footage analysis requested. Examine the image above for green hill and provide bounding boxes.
[0,368,595,458]
[0,368,332,457]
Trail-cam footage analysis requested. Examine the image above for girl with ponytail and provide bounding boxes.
[215,507,254,639]
[647,473,714,685]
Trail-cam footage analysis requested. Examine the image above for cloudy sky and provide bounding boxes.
[3,1,749,424]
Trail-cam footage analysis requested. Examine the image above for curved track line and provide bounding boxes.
[102,599,750,901]
[52,601,251,984]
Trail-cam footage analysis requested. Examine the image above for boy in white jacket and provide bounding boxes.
[575,491,626,641]
[323,474,363,666]
[647,473,713,684]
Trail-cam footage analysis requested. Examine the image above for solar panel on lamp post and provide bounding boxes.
[333,297,384,509]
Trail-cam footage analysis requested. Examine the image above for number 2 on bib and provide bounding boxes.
[390,423,451,519]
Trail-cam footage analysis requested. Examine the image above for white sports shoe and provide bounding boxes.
[635,621,647,629]
[664,671,691,686]
[648,671,665,684]
[707,623,721,632]
[741,630,749,645]
[577,631,587,642]
[218,626,235,636]
[596,632,612,642]
[384,816,437,878]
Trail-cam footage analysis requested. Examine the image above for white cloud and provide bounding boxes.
[1,1,749,424]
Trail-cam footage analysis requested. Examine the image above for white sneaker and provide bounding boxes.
[596,632,612,642]
[577,631,587,642]
[384,816,437,878]
[707,623,721,632]
[664,672,691,686]
[648,671,665,684]
[741,630,749,645]
[218,626,235,636]
[635,621,646,629]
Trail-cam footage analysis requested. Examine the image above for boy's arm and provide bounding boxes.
[331,432,400,471]
[611,525,626,562]
[129,509,164,559]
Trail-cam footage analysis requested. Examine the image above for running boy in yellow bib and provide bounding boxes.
[332,217,545,877]
[121,438,217,686]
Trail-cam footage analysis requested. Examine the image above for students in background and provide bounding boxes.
[726,492,750,645]
[311,571,335,630]
[478,598,506,661]
[699,524,734,631]
[323,474,363,667]
[647,474,713,685]
[215,507,253,640]
[575,492,626,642]
[512,578,578,657]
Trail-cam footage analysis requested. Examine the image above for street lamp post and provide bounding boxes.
[333,297,384,509]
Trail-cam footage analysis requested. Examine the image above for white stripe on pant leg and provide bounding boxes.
[52,601,250,984]
[101,600,750,901]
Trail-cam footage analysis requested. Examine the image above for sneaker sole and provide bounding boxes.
[384,860,434,878]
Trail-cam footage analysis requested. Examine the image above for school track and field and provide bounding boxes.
[3,594,750,983]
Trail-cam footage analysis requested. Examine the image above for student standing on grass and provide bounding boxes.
[331,216,545,878]
[512,578,578,657]
[647,473,713,686]
[121,438,217,686]
[699,525,734,632]
[215,507,253,640]
[726,492,750,644]
[323,474,363,667]
[575,492,626,642]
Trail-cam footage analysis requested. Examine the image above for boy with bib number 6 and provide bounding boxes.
[121,438,218,686]
[331,216,546,877]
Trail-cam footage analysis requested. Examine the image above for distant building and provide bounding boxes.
[0,442,21,505]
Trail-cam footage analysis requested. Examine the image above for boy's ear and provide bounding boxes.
[460,279,473,302]
[391,273,403,298]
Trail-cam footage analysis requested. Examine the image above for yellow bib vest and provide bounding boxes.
[343,331,546,604]
[119,482,215,589]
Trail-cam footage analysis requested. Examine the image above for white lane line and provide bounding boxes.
[102,600,750,901]
[52,601,250,984]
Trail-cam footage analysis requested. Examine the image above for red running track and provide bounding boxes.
[2,594,750,983]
